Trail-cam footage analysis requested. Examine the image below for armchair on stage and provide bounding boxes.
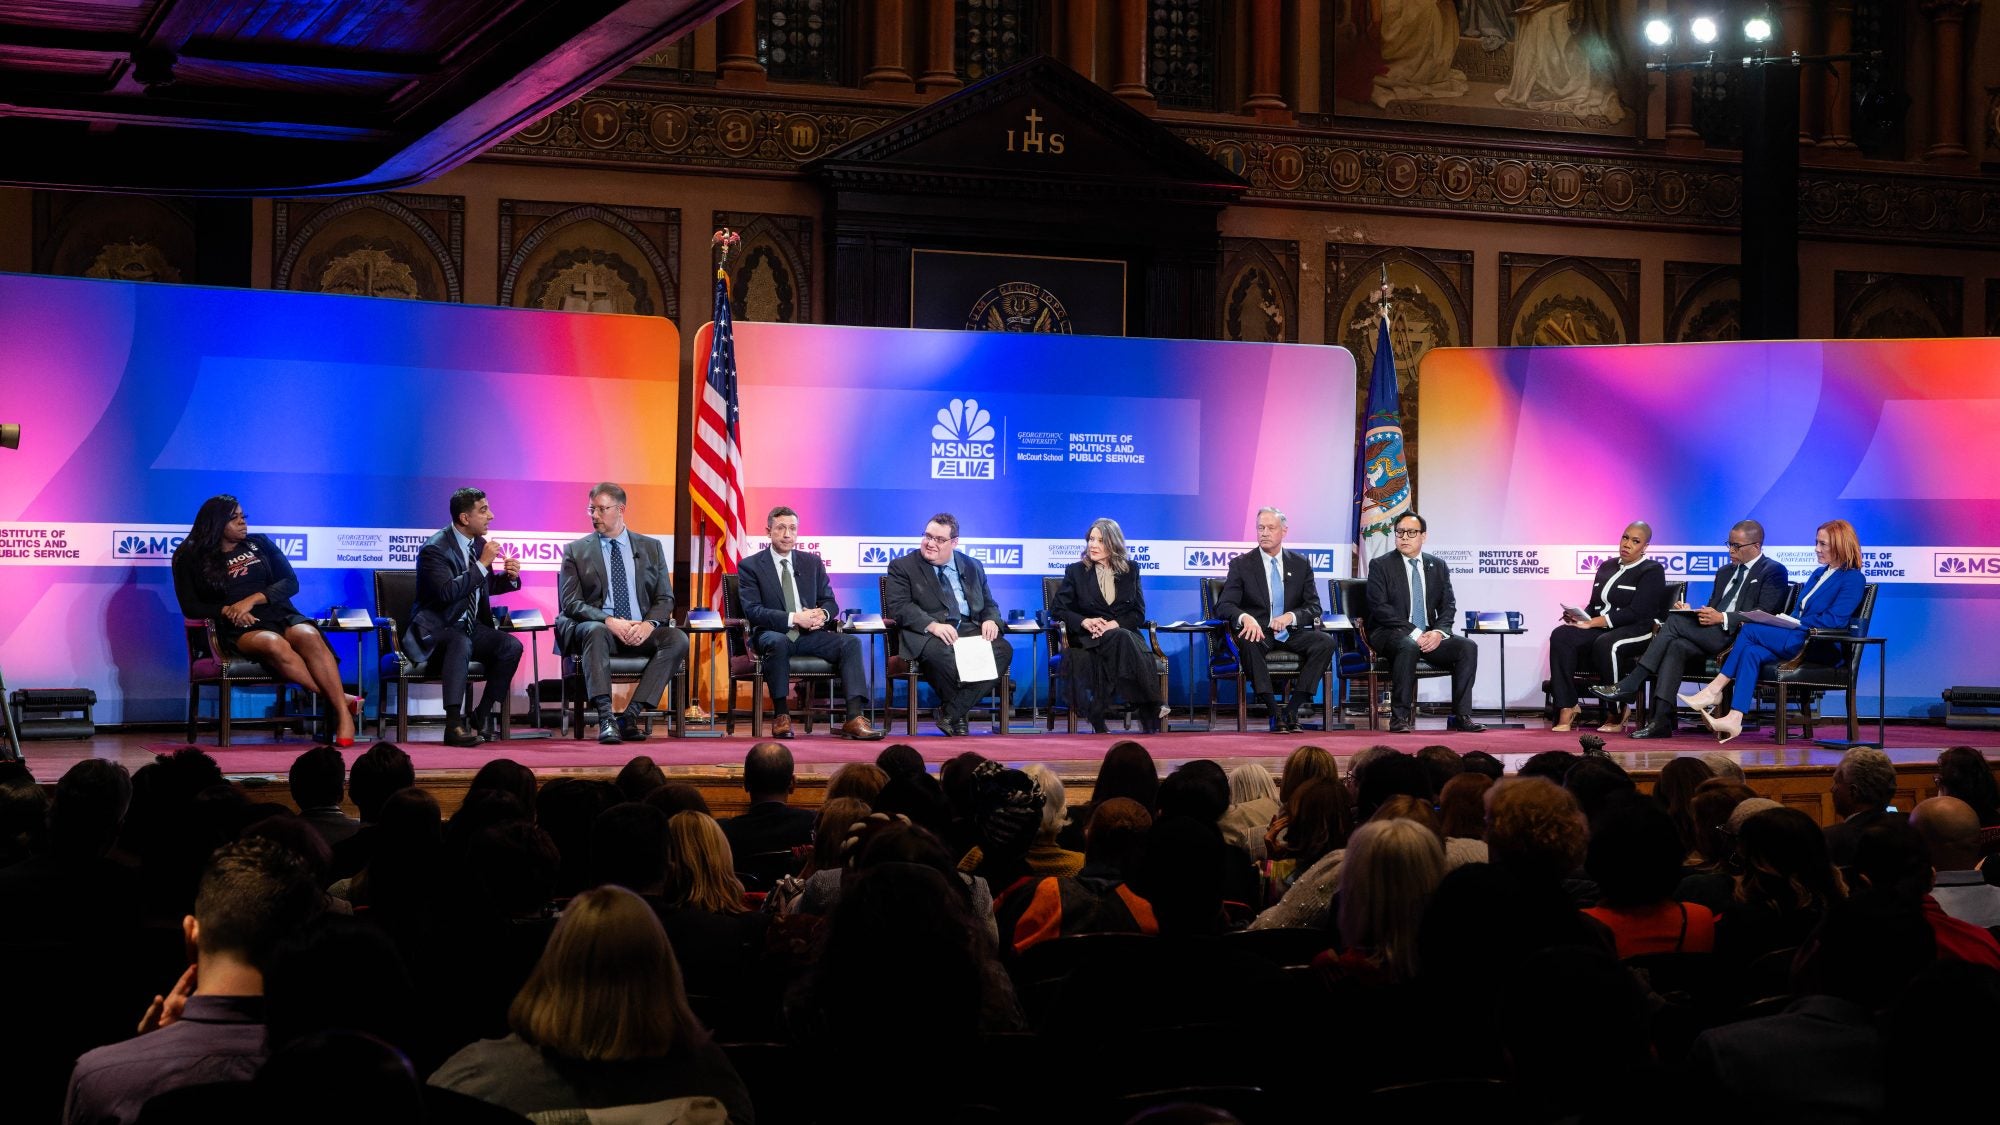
[1756,582,1881,746]
[1040,575,1169,734]
[1327,579,1443,733]
[1539,581,1690,728]
[1198,578,1335,732]
[720,573,839,738]
[372,570,512,742]
[877,576,1013,737]
[184,618,298,746]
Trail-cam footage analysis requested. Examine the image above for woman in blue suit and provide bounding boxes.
[1680,519,1866,744]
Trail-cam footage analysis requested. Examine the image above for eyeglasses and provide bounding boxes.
[586,504,622,514]
[921,533,955,546]
[1726,540,1755,550]
[1394,528,1424,539]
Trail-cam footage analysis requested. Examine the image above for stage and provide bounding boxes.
[15,714,1997,823]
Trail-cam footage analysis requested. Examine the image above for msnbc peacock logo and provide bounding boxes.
[930,398,996,480]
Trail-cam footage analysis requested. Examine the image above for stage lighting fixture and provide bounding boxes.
[1690,16,1720,44]
[0,423,17,450]
[1743,16,1774,43]
[1644,18,1674,46]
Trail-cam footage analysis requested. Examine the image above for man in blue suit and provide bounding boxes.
[1594,519,1791,739]
[738,506,883,740]
[404,487,523,747]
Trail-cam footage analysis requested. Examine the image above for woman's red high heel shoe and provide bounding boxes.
[335,695,364,747]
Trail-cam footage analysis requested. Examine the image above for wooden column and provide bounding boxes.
[862,0,915,91]
[1665,65,1700,149]
[716,0,765,87]
[1241,0,1288,119]
[1920,0,1977,161]
[1820,0,1858,151]
[1779,0,1817,144]
[1061,0,1097,82]
[1112,0,1154,106]
[920,0,960,92]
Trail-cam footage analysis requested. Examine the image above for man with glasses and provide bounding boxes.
[1363,512,1484,734]
[1593,519,1789,739]
[1216,506,1336,733]
[737,506,884,740]
[407,487,524,747]
[883,512,1011,737]
[555,482,688,744]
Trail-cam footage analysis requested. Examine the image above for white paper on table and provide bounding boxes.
[953,635,1000,681]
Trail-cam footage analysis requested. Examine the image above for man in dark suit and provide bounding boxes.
[1364,511,1484,734]
[738,505,883,740]
[554,482,688,745]
[1823,747,1904,869]
[883,512,1011,737]
[1593,519,1790,739]
[1215,507,1336,733]
[721,742,816,885]
[404,487,523,747]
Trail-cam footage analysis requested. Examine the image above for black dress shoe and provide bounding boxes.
[938,711,962,737]
[444,723,482,748]
[596,716,623,746]
[951,716,971,737]
[619,712,649,742]
[1089,715,1111,735]
[1629,722,1677,740]
[1590,685,1639,705]
[1447,716,1488,734]
[1388,717,1416,734]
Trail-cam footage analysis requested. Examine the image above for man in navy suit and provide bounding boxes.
[1215,507,1337,733]
[883,512,1010,737]
[1593,518,1791,739]
[404,487,523,747]
[555,482,687,745]
[738,506,883,740]
[1363,511,1485,735]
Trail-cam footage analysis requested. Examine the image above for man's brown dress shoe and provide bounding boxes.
[769,713,794,739]
[839,715,886,741]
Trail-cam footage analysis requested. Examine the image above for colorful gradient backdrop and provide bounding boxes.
[1421,339,2000,716]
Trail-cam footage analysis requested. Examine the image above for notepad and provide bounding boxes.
[953,635,999,681]
[1741,610,1801,629]
[504,608,546,628]
[1320,614,1355,631]
[1561,603,1590,621]
[333,607,373,629]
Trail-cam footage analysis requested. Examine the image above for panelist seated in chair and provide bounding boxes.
[1592,519,1790,740]
[1681,519,1868,745]
[1547,520,1669,732]
[1214,506,1336,734]
[406,486,523,748]
[1363,511,1485,734]
[171,494,359,746]
[737,505,884,741]
[1053,517,1164,735]
[883,511,1012,738]
[555,482,688,746]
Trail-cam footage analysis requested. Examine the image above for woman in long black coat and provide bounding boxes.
[1053,518,1164,734]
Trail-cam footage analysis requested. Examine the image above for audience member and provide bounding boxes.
[1516,749,1578,784]
[532,777,622,898]
[1218,763,1280,860]
[464,759,539,816]
[331,741,415,878]
[1652,755,1715,857]
[1714,806,1845,979]
[1330,817,1445,981]
[1436,772,1492,840]
[825,762,888,805]
[613,755,667,803]
[286,746,360,848]
[1676,781,1759,910]
[1562,754,1639,828]
[1501,945,1655,1124]
[1848,817,2000,969]
[641,781,711,818]
[1023,764,1084,877]
[719,743,815,887]
[1264,744,1339,860]
[1934,746,2000,855]
[874,743,925,781]
[0,759,50,866]
[997,797,1158,953]
[660,811,775,1006]
[1415,744,1465,796]
[1823,746,1900,868]
[1701,752,1747,784]
[429,886,752,1123]
[1353,751,1433,823]
[1459,749,1504,781]
[1882,960,2000,1119]
[1911,795,2000,927]
[1058,740,1158,851]
[1583,801,1717,957]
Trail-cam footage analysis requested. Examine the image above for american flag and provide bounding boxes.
[689,267,746,611]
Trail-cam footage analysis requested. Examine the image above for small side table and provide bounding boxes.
[1155,622,1218,733]
[494,618,554,740]
[315,613,378,734]
[843,614,887,723]
[1464,625,1528,729]
[681,613,730,738]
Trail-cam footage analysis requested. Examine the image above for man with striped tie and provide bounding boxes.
[556,482,688,745]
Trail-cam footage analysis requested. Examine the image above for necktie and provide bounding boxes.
[781,558,801,641]
[1408,557,1428,630]
[937,565,969,618]
[1268,555,1289,642]
[1718,563,1749,612]
[464,541,484,632]
[609,539,633,620]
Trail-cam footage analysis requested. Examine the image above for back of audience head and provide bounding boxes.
[1416,744,1465,794]
[1342,745,1392,796]
[464,820,559,917]
[446,788,530,856]
[641,781,711,818]
[1911,795,1981,871]
[1158,760,1229,824]
[875,742,925,781]
[1437,773,1492,840]
[1134,814,1225,936]
[265,915,419,1054]
[1562,754,1638,827]
[241,811,333,886]
[1796,891,1935,1009]
[1734,805,1844,911]
[665,811,748,914]
[814,862,989,1044]
[1484,779,1587,884]
[1849,818,1934,904]
[1686,779,1756,869]
[0,761,48,864]
[1701,751,1746,784]
[359,788,441,908]
[536,777,623,896]
[1094,741,1161,810]
[939,750,990,819]
[808,797,872,876]
[1226,763,1277,807]
[1653,755,1715,852]
[743,742,797,800]
[287,745,346,811]
[614,755,667,803]
[1085,798,1152,876]
[511,885,697,1061]
[466,758,538,813]
[50,757,131,859]
[252,1031,424,1125]
[1285,777,1353,869]
[589,802,671,894]
[347,742,414,824]
[1517,749,1578,785]
[1022,764,1069,846]
[1586,801,1686,909]
[1338,817,1445,980]
[1935,746,2000,827]
[1277,744,1338,807]
[1369,793,1442,840]
[194,835,324,974]
[1355,751,1433,823]
[871,769,953,838]
[1832,746,1896,816]
[827,762,888,805]
[1459,749,1504,781]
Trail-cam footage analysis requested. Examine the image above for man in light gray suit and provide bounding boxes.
[555,482,688,744]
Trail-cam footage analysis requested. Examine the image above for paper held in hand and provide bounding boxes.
[1561,604,1589,621]
[1740,609,1802,629]
[953,635,1000,681]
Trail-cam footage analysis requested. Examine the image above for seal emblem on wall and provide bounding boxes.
[966,281,1073,333]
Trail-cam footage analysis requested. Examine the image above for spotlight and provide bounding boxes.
[0,424,17,450]
[1743,16,1774,42]
[1643,18,1673,46]
[1690,16,1719,44]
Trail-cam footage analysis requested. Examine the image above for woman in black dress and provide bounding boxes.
[1053,517,1164,734]
[171,494,358,746]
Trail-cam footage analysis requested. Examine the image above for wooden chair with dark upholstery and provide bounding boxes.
[1199,577,1335,732]
[1758,582,1879,745]
[184,618,298,746]
[372,569,511,742]
[1329,578,1448,732]
[1541,580,1689,727]
[878,575,1011,736]
[721,573,838,738]
[1041,575,1168,734]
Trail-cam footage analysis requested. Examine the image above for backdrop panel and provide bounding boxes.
[704,321,1358,707]
[0,272,680,723]
[1420,339,2000,717]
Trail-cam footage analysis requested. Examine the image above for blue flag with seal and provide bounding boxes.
[1355,312,1411,567]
